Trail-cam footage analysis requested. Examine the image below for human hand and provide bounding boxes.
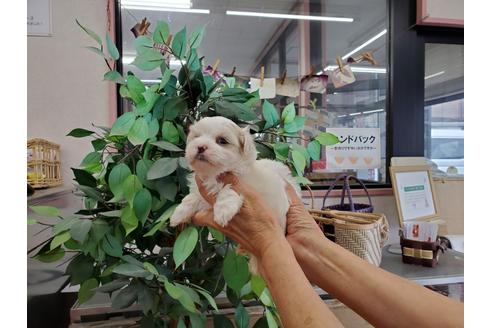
[192,173,285,260]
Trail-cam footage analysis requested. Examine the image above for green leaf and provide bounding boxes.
[105,32,120,60]
[138,285,155,315]
[78,278,99,305]
[27,218,37,225]
[173,227,199,267]
[85,46,108,59]
[67,128,94,138]
[148,118,159,138]
[50,231,71,250]
[213,315,234,328]
[151,141,183,152]
[273,143,289,161]
[307,140,321,160]
[315,132,340,145]
[113,263,150,278]
[291,144,310,163]
[110,112,136,136]
[128,118,149,145]
[99,210,122,217]
[252,317,269,328]
[162,121,180,144]
[262,100,280,129]
[197,289,218,311]
[159,68,173,91]
[235,304,250,328]
[281,102,296,124]
[153,21,169,44]
[70,219,92,243]
[178,157,189,170]
[102,234,123,257]
[284,116,305,133]
[189,26,205,49]
[71,168,97,187]
[259,288,274,307]
[127,75,146,104]
[147,157,178,180]
[121,205,139,236]
[91,219,110,242]
[133,188,151,224]
[208,227,225,242]
[187,48,200,71]
[76,19,102,46]
[251,275,266,296]
[291,149,306,176]
[266,308,278,328]
[108,163,132,201]
[94,278,129,293]
[66,254,94,284]
[80,152,102,168]
[215,101,257,121]
[78,185,104,201]
[223,251,250,293]
[161,96,187,121]
[104,70,125,84]
[132,51,164,71]
[171,27,187,59]
[154,177,178,202]
[135,35,154,54]
[164,280,197,313]
[190,313,206,328]
[143,262,159,276]
[112,284,139,309]
[144,204,177,237]
[29,205,59,217]
[36,247,65,263]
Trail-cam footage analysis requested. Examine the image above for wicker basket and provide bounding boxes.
[309,209,389,266]
[321,174,374,213]
[27,138,63,189]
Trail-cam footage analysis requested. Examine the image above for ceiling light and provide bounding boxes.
[121,0,191,9]
[363,109,384,114]
[349,112,362,116]
[425,71,445,80]
[122,6,210,13]
[226,10,353,22]
[323,65,387,74]
[342,29,387,60]
[142,79,161,84]
[338,114,347,118]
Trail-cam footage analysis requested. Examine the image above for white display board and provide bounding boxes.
[417,0,464,27]
[27,0,52,36]
[390,165,439,225]
[324,128,381,171]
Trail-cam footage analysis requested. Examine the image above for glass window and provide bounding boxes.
[119,0,388,185]
[424,43,464,175]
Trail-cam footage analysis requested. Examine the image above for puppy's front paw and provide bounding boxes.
[169,204,193,227]
[213,203,238,227]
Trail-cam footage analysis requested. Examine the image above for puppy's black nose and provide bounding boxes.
[197,145,207,154]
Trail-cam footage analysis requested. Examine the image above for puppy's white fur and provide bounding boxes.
[170,116,300,274]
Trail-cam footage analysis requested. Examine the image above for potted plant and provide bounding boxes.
[28,20,339,327]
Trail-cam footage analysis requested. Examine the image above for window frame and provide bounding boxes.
[113,0,464,189]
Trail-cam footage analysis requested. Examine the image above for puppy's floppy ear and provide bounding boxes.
[239,126,257,160]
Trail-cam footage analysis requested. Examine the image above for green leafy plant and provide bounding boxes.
[28,20,339,327]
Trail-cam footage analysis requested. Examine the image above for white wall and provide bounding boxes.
[28,0,112,184]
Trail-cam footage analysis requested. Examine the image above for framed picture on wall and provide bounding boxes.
[390,165,439,226]
[27,0,52,36]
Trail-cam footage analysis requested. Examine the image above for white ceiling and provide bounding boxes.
[121,0,388,80]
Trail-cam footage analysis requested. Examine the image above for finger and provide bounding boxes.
[195,175,216,204]
[192,209,222,231]
[284,181,304,206]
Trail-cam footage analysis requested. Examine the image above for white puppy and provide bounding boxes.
[170,116,299,274]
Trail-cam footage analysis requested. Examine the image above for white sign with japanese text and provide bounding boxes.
[325,128,381,170]
[27,0,52,36]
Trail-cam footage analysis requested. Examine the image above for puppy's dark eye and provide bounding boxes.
[216,137,228,145]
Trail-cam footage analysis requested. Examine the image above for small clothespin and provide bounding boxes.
[280,70,287,84]
[131,17,151,37]
[307,65,315,78]
[336,56,345,71]
[362,51,377,66]
[260,66,265,87]
[165,34,173,46]
[224,66,236,77]
[212,59,220,75]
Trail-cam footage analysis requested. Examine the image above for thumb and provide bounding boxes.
[192,208,222,230]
